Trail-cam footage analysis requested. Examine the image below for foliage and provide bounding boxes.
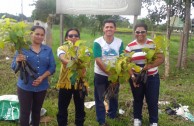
[65,40,93,83]
[0,17,38,85]
[106,35,167,85]
[53,15,130,36]
[0,16,31,52]
[142,35,168,64]
[31,0,56,22]
[0,13,30,21]
[89,15,130,35]
[142,0,167,25]
[106,52,141,84]
[116,28,133,34]
[142,0,193,23]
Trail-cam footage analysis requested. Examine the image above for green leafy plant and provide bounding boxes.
[135,35,167,85]
[106,51,141,84]
[0,16,31,51]
[0,16,36,84]
[142,35,167,64]
[104,51,141,100]
[65,40,93,97]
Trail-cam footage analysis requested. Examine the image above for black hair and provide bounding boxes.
[64,28,80,40]
[103,19,116,27]
[134,23,148,31]
[31,25,45,33]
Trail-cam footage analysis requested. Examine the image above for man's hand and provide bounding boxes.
[131,74,139,88]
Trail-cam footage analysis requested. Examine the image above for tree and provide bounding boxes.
[31,0,56,22]
[142,0,192,77]
[177,0,192,69]
[0,13,29,21]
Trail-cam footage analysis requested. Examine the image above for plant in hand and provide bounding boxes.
[65,40,93,97]
[104,51,142,99]
[0,16,37,84]
[135,35,166,85]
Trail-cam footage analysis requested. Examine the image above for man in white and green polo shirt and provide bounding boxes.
[93,19,124,126]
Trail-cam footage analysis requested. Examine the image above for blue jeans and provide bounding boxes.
[129,73,160,123]
[94,73,119,125]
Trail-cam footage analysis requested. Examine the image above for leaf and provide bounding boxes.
[9,31,17,43]
[66,60,75,68]
[133,65,142,73]
[108,74,118,83]
[79,56,91,63]
[68,47,77,58]
[16,30,24,37]
[74,40,83,47]
[106,61,112,71]
[115,60,122,74]
[146,49,155,61]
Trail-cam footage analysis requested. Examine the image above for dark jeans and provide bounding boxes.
[129,73,160,123]
[17,87,47,126]
[94,73,119,125]
[57,86,85,126]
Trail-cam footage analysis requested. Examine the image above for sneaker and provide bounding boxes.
[150,123,158,126]
[134,118,142,126]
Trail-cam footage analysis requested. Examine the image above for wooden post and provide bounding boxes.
[45,15,53,48]
[60,14,64,45]
[132,15,138,39]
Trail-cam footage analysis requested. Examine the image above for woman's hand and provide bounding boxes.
[16,54,26,62]
[32,76,44,86]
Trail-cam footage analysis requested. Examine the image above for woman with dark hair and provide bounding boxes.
[125,23,164,126]
[11,25,56,126]
[56,28,86,126]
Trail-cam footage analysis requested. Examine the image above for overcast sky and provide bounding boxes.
[0,0,35,17]
[0,0,193,23]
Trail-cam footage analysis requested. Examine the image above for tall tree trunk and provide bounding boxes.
[180,0,191,69]
[165,4,171,78]
[177,32,184,68]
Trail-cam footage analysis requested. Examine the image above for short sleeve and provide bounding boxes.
[93,42,102,58]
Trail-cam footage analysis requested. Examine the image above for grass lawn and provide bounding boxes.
[0,26,194,126]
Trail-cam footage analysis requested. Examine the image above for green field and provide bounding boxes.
[0,26,194,126]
